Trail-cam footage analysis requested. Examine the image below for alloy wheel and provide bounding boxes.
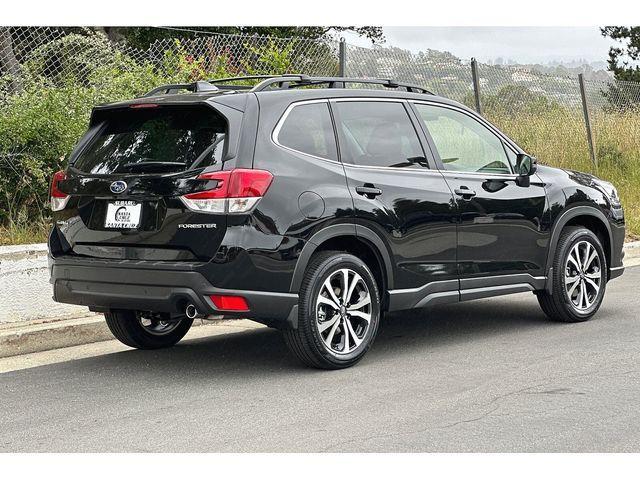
[315,268,372,354]
[138,313,182,335]
[564,240,602,311]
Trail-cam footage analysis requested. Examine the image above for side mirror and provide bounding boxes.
[515,154,537,187]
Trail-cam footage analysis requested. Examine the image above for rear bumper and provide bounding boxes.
[50,256,299,328]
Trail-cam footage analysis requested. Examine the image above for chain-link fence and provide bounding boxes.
[1,26,640,241]
[1,26,639,167]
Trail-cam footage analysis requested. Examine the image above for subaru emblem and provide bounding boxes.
[110,181,127,194]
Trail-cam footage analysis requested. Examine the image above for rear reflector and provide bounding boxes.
[130,103,159,109]
[50,170,70,211]
[181,169,273,214]
[210,295,249,311]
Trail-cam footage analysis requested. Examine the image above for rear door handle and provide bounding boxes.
[355,185,383,198]
[454,187,476,199]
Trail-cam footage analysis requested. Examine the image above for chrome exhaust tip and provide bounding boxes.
[185,304,198,319]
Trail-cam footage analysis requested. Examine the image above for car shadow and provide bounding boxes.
[46,294,562,378]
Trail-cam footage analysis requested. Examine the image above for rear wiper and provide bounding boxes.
[121,161,186,172]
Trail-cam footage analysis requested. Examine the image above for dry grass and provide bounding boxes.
[0,222,50,246]
[488,109,640,238]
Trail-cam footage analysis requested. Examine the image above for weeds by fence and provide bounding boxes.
[1,26,639,243]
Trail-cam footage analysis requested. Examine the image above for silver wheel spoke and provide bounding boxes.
[341,269,350,303]
[585,271,600,279]
[577,281,585,309]
[345,272,362,305]
[348,310,371,322]
[322,278,341,306]
[349,296,371,311]
[565,275,579,285]
[318,313,340,333]
[342,318,350,352]
[584,249,597,271]
[324,316,341,347]
[568,253,581,271]
[582,280,592,308]
[317,295,339,310]
[345,318,362,347]
[584,277,599,292]
[567,279,580,297]
[581,243,591,270]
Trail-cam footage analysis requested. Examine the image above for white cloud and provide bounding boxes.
[343,27,617,64]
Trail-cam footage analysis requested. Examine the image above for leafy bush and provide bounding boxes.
[0,33,299,243]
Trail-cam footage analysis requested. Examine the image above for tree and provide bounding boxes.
[601,27,640,82]
[104,27,385,50]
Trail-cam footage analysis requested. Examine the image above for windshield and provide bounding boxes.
[73,105,227,174]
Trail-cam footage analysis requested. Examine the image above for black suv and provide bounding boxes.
[49,75,625,369]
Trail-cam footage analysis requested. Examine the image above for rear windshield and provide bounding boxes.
[73,105,227,174]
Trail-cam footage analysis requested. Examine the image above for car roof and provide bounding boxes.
[95,86,467,113]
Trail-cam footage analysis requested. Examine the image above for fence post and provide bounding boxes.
[338,38,346,77]
[578,73,597,168]
[470,58,482,115]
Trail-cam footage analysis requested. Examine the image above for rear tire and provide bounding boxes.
[105,310,193,349]
[536,226,607,323]
[283,251,381,369]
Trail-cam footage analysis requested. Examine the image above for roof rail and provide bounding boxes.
[204,74,307,91]
[249,75,434,94]
[144,80,219,97]
[143,75,434,97]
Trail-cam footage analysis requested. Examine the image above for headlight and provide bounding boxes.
[596,180,621,207]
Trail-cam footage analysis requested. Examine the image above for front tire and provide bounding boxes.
[537,226,607,322]
[283,251,381,369]
[105,310,193,349]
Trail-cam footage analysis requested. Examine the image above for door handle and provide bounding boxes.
[355,185,383,198]
[454,187,477,199]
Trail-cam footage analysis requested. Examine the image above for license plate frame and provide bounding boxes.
[104,201,142,229]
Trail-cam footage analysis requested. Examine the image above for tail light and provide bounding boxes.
[180,169,273,214]
[50,170,70,212]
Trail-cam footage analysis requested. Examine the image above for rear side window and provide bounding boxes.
[276,102,338,161]
[73,105,227,174]
[334,101,425,169]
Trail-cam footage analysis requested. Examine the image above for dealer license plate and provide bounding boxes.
[104,201,142,229]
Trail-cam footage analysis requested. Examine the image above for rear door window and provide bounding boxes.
[333,101,426,169]
[73,105,227,174]
[275,101,338,161]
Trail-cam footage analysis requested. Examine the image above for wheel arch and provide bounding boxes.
[545,205,613,291]
[290,224,394,301]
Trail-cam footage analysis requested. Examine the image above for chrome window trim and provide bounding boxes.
[342,162,442,175]
[438,170,518,180]
[411,100,522,176]
[271,99,341,165]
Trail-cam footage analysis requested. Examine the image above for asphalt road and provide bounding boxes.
[2,267,640,452]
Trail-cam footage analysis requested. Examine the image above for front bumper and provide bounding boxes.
[50,255,299,328]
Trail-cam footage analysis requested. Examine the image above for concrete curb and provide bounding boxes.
[0,315,111,359]
[1,240,639,359]
[0,316,231,359]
